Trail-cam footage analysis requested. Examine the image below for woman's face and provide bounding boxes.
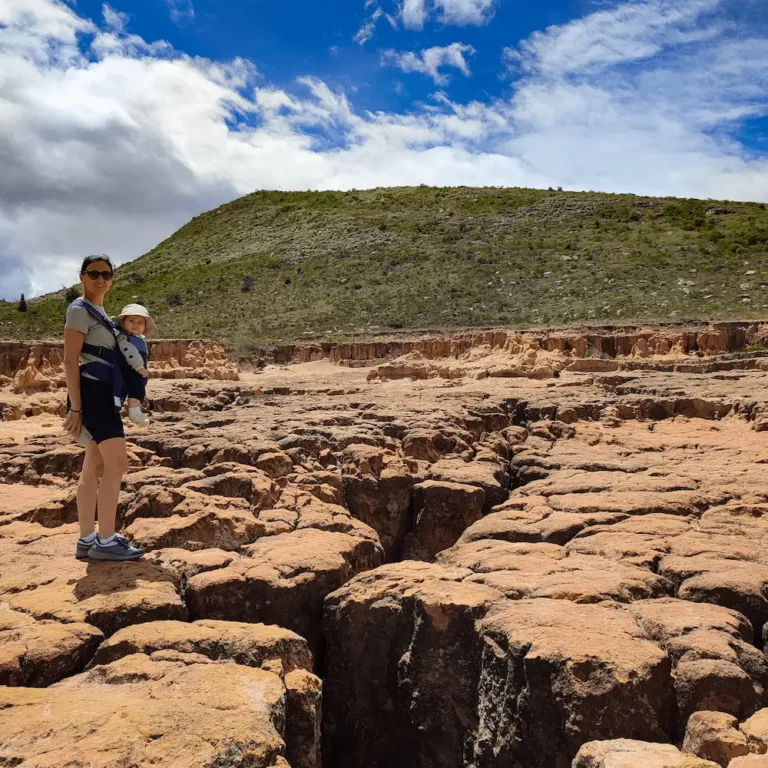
[80,260,114,297]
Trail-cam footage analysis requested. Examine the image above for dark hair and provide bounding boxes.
[80,254,115,274]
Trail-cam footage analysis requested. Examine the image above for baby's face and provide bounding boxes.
[122,315,146,335]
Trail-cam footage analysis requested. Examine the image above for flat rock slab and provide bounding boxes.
[517,470,699,498]
[92,619,313,673]
[0,609,103,687]
[438,539,671,603]
[0,484,70,525]
[428,457,509,512]
[470,599,674,768]
[567,514,695,568]
[730,757,768,768]
[125,505,272,551]
[546,490,729,518]
[0,525,186,636]
[627,598,768,726]
[458,496,628,546]
[0,652,310,768]
[186,528,384,656]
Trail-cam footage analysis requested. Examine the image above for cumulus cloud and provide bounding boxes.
[382,43,475,84]
[0,0,767,300]
[400,0,498,29]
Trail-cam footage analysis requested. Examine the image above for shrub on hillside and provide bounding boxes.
[17,294,27,312]
[64,286,80,303]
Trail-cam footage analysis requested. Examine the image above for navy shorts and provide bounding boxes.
[80,376,125,444]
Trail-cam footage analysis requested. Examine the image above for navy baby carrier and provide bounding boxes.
[68,299,127,411]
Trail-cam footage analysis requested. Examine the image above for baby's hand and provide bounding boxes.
[139,368,149,379]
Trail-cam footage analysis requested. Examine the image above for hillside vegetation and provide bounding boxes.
[2,186,767,351]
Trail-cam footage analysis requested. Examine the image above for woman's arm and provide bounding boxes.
[63,328,85,439]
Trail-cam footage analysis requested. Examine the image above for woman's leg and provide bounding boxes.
[95,437,128,539]
[77,440,104,538]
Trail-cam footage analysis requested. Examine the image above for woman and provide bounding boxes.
[63,254,144,561]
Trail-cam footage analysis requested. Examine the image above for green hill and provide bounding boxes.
[2,186,767,353]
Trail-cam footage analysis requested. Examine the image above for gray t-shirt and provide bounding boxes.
[65,299,117,379]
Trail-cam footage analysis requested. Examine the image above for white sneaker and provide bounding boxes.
[128,407,149,425]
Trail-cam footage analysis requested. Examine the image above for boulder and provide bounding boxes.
[343,467,416,559]
[573,739,720,767]
[682,711,751,767]
[741,709,768,754]
[184,470,279,509]
[256,451,296,478]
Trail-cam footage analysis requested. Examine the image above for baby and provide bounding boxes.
[114,303,156,425]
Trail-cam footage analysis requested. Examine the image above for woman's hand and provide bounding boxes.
[63,409,83,440]
[139,368,149,379]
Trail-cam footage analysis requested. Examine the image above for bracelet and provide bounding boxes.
[68,408,82,414]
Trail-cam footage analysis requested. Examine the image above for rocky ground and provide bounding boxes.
[2,326,768,767]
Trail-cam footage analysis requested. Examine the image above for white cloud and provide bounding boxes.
[1,0,767,301]
[400,0,498,29]
[354,6,382,44]
[102,3,128,33]
[434,0,499,26]
[382,43,475,84]
[505,0,724,76]
[167,0,194,25]
[401,0,427,29]
[354,4,397,44]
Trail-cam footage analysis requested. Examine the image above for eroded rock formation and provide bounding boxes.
[2,323,768,767]
[0,339,239,400]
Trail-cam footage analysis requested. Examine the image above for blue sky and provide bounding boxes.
[67,0,582,114]
[0,0,767,300]
[52,0,584,137]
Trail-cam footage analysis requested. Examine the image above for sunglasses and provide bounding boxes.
[82,270,114,281]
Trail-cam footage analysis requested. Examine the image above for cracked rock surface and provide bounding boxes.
[1,335,768,767]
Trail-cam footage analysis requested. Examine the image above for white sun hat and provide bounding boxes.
[114,303,156,336]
